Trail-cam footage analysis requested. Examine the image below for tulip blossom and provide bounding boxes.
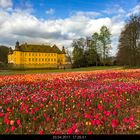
[11,126,16,132]
[16,119,21,125]
[112,119,119,128]
[0,69,139,134]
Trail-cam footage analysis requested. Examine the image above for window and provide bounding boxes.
[54,58,56,61]
[29,53,31,56]
[36,58,37,61]
[39,58,41,61]
[32,58,34,61]
[29,58,31,61]
[48,58,50,61]
[42,58,44,61]
[32,53,34,56]
[51,58,53,61]
[45,58,47,61]
[36,54,37,56]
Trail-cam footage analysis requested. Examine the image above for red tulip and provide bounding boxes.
[86,101,90,106]
[16,119,21,125]
[124,118,129,123]
[5,128,9,133]
[72,124,77,130]
[39,130,44,135]
[104,111,111,117]
[112,110,118,116]
[11,126,15,132]
[88,132,92,134]
[98,104,103,111]
[0,112,4,117]
[112,119,119,128]
[68,128,73,134]
[130,122,135,128]
[85,113,90,119]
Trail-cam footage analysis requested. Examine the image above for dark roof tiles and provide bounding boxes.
[15,44,64,54]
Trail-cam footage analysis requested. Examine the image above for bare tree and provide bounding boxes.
[117,15,140,66]
[65,46,73,65]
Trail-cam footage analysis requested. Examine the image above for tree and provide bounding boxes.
[65,47,73,65]
[72,38,86,67]
[91,32,100,66]
[117,15,140,66]
[71,26,112,68]
[99,26,111,66]
[0,46,9,63]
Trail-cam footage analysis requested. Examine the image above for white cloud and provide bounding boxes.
[0,5,127,55]
[14,0,34,14]
[0,0,12,9]
[72,11,101,18]
[46,8,55,15]
[103,4,126,15]
[127,4,140,16]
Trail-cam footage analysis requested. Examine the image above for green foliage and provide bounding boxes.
[72,26,112,68]
[99,26,111,66]
[0,46,9,63]
[72,39,86,67]
[117,15,140,66]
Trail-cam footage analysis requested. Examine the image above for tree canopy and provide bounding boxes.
[116,15,140,66]
[72,26,112,68]
[0,45,9,63]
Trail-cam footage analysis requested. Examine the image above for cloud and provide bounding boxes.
[102,4,126,15]
[0,4,127,55]
[127,4,140,16]
[46,8,55,15]
[71,11,101,18]
[14,0,34,14]
[0,0,12,9]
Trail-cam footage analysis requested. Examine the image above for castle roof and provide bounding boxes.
[14,43,64,54]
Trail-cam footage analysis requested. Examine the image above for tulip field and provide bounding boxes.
[0,69,140,134]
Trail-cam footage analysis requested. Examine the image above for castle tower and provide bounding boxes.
[15,41,20,51]
[8,47,13,54]
[62,46,66,54]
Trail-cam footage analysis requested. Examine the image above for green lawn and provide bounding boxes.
[0,66,123,75]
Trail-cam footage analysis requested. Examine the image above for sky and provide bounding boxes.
[0,0,140,56]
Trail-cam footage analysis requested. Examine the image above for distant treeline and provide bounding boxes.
[70,14,140,68]
[71,25,113,68]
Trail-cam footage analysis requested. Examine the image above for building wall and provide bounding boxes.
[8,51,67,69]
[8,51,21,64]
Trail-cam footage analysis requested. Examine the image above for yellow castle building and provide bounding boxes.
[8,41,71,69]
